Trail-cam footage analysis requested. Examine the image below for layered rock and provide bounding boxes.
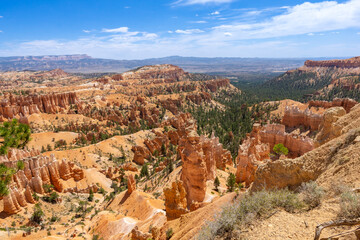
[1,149,88,214]
[178,130,232,208]
[282,106,322,130]
[236,123,314,186]
[314,107,347,147]
[163,181,189,220]
[121,64,187,81]
[127,174,136,194]
[308,98,357,113]
[0,92,80,121]
[236,124,270,185]
[304,57,360,68]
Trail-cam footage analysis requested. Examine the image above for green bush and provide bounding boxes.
[338,191,360,219]
[166,228,173,240]
[31,204,44,224]
[273,143,288,156]
[197,189,304,240]
[0,119,31,155]
[299,181,324,209]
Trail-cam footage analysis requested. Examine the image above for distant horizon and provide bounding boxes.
[0,54,355,61]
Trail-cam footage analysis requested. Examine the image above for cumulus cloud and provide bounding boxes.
[212,0,360,40]
[83,30,91,33]
[1,0,360,59]
[102,27,129,33]
[175,29,204,34]
[210,11,220,15]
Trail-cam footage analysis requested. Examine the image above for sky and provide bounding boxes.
[0,0,359,59]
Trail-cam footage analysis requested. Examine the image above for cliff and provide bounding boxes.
[1,149,96,214]
[236,123,314,186]
[304,57,360,68]
[308,98,357,113]
[0,92,80,121]
[282,106,322,130]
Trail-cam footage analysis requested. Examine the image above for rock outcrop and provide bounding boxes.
[308,98,357,113]
[304,57,360,68]
[314,107,346,147]
[121,64,187,81]
[127,174,136,194]
[236,123,314,186]
[178,130,231,208]
[282,106,322,130]
[0,149,90,214]
[236,124,270,185]
[164,181,189,220]
[0,92,80,121]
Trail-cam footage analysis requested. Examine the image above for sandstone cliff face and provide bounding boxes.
[236,124,270,185]
[127,174,136,194]
[308,98,357,113]
[0,149,91,214]
[163,181,189,220]
[179,133,208,208]
[304,57,360,68]
[236,123,314,186]
[0,92,80,121]
[314,107,346,147]
[282,106,322,130]
[251,103,360,191]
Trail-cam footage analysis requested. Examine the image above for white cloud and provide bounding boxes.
[102,27,129,33]
[211,0,360,40]
[191,20,207,23]
[175,29,204,34]
[124,6,131,9]
[2,0,360,59]
[307,33,315,36]
[174,0,234,5]
[83,30,91,33]
[0,16,3,18]
[210,11,220,15]
[357,32,360,35]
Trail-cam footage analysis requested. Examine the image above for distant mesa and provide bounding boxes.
[304,56,360,68]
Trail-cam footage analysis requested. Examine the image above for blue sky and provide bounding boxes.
[0,0,359,59]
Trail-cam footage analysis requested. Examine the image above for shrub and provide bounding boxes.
[197,189,303,240]
[338,191,360,219]
[166,228,173,240]
[31,204,44,224]
[273,143,288,156]
[140,164,149,178]
[88,189,94,202]
[299,181,324,209]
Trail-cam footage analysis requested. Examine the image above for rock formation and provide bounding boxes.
[1,149,90,214]
[304,57,360,68]
[236,123,314,186]
[314,107,347,147]
[282,106,322,130]
[236,124,270,185]
[308,98,357,113]
[0,92,80,121]
[127,174,136,194]
[163,181,189,220]
[121,64,188,81]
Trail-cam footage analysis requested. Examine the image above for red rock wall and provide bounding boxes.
[308,98,357,113]
[0,149,95,214]
[0,92,80,120]
[304,57,360,68]
[282,106,322,130]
